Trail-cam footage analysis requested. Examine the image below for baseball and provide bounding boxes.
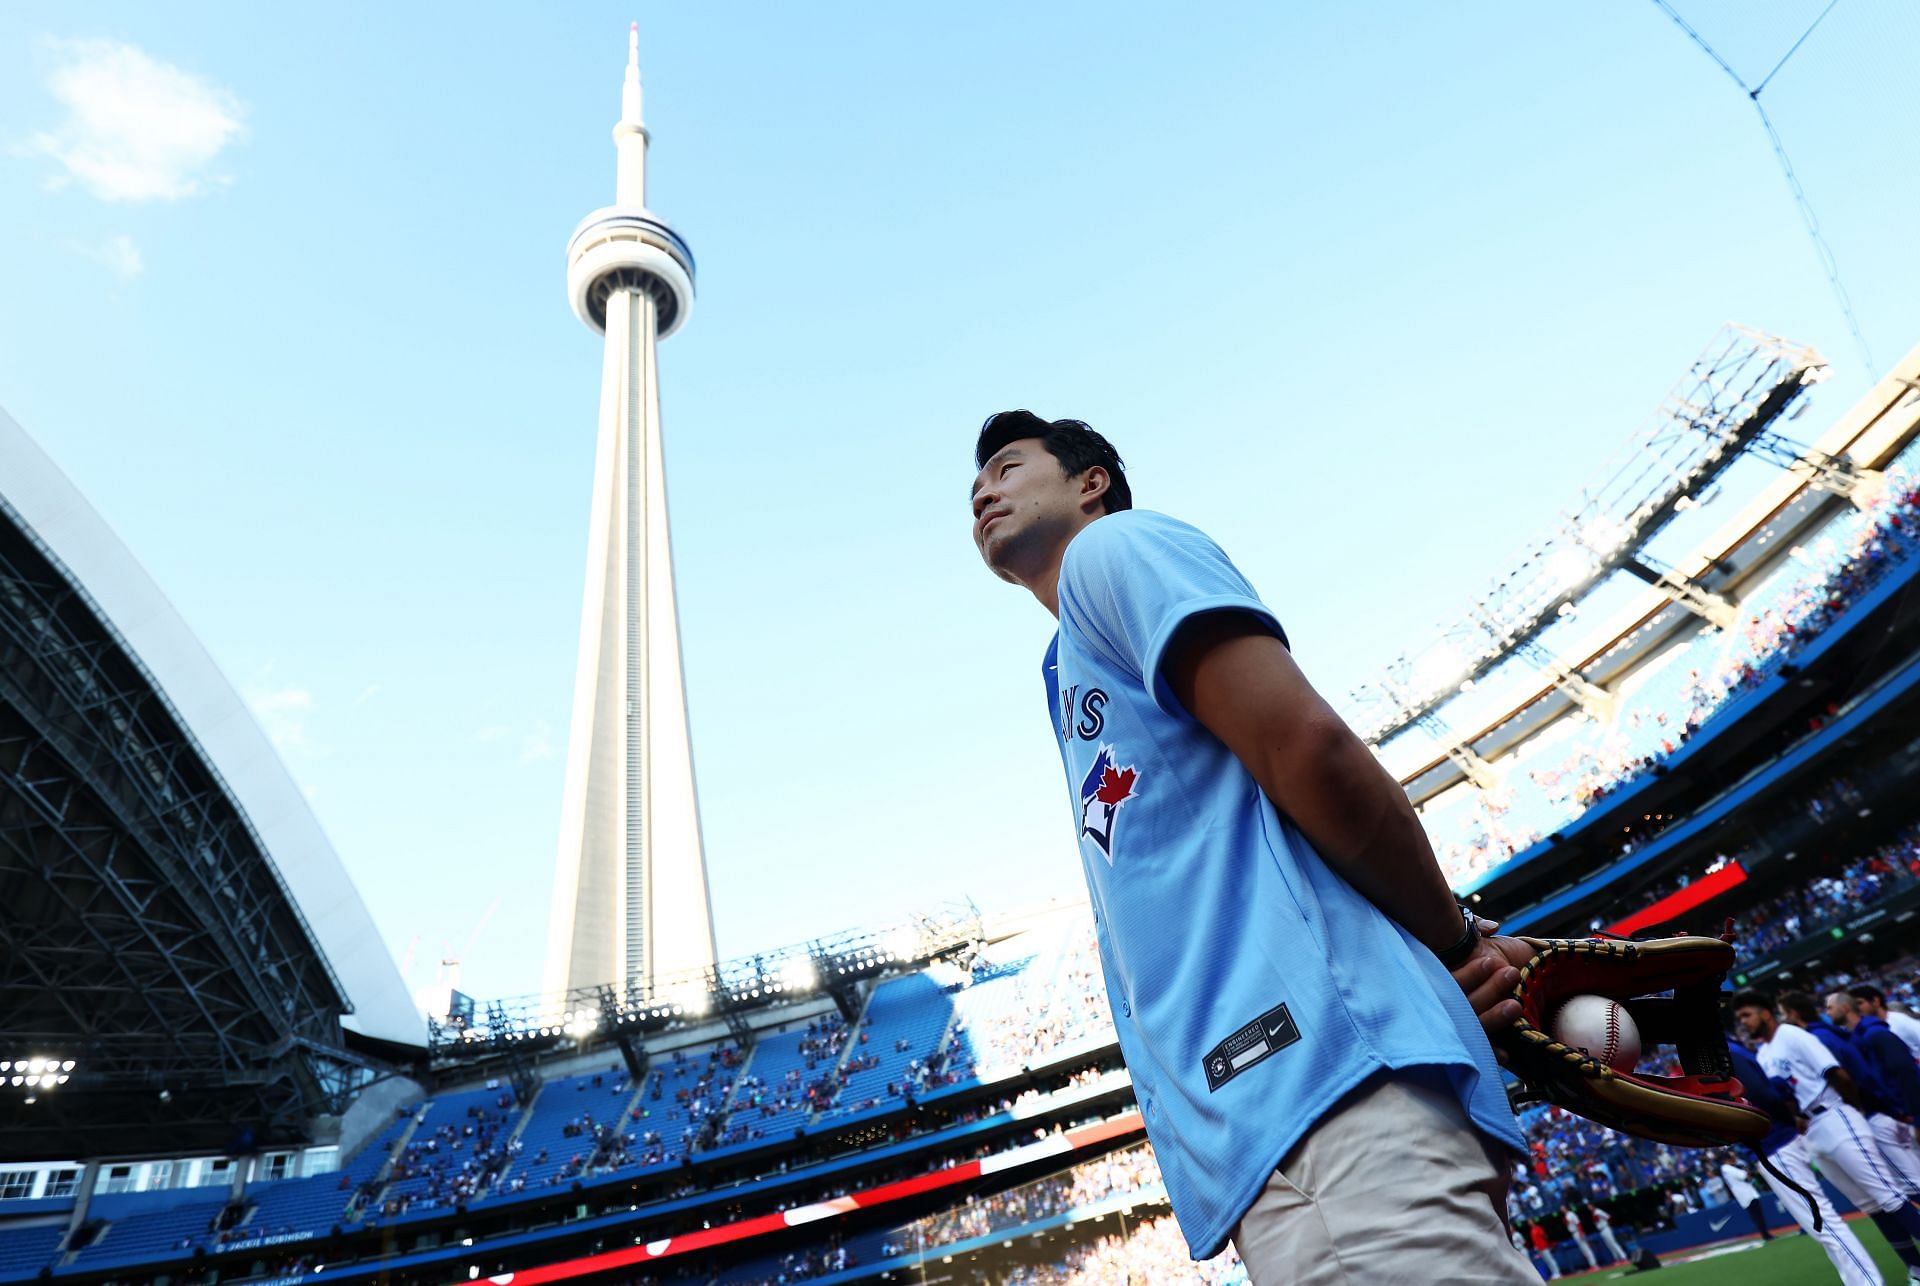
[1549,994,1641,1072]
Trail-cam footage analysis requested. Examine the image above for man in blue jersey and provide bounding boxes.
[970,410,1537,1282]
[1837,986,1920,1115]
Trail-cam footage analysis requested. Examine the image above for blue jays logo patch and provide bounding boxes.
[1078,744,1138,863]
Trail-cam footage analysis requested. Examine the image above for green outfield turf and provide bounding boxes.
[1565,1217,1907,1284]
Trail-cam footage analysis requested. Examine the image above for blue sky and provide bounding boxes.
[2,3,1916,1009]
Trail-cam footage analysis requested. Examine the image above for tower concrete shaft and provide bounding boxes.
[546,25,714,999]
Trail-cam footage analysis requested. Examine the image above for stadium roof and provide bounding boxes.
[0,405,417,1049]
[0,404,421,1156]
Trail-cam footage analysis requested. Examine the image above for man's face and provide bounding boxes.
[1859,994,1887,1019]
[1732,1003,1774,1040]
[1826,993,1859,1027]
[970,439,1098,583]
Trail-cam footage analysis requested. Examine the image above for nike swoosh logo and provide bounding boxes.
[1268,1023,1286,1039]
[1708,1214,1733,1231]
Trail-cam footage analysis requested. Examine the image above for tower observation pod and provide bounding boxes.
[545,24,715,999]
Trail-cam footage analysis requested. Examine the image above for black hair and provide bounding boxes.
[1777,991,1820,1023]
[975,410,1131,514]
[1850,983,1887,1004]
[1728,989,1775,1013]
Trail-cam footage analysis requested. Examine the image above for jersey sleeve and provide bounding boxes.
[1789,1024,1841,1075]
[1057,513,1286,717]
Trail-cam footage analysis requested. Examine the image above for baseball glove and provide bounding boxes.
[1498,932,1771,1149]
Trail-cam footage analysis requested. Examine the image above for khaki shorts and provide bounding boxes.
[1231,1068,1538,1285]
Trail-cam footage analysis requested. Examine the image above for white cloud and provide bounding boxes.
[26,38,245,202]
[70,232,143,278]
[248,684,315,751]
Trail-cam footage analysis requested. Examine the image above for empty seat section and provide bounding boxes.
[68,1196,230,1268]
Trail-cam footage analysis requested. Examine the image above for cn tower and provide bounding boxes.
[545,25,716,998]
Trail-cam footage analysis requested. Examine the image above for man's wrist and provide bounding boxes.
[1432,904,1480,970]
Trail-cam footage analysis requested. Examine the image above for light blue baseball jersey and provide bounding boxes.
[1045,509,1523,1259]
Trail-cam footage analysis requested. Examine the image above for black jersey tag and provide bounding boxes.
[1203,1002,1299,1093]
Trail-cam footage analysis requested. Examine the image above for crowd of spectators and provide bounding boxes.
[724,1234,857,1284]
[994,1212,1247,1285]
[960,929,1113,1075]
[732,1016,850,1128]
[1738,821,1920,960]
[882,1143,1163,1254]
[1430,471,1920,887]
[364,1096,518,1218]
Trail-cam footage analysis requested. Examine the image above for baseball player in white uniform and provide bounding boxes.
[1734,990,1920,1279]
[1590,1207,1628,1264]
[1718,1157,1769,1239]
[1780,991,1920,1198]
[1726,1036,1879,1286]
[1563,1209,1597,1269]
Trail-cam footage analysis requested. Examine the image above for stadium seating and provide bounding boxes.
[493,1065,634,1193]
[821,973,955,1121]
[724,1019,847,1145]
[226,1170,350,1242]
[373,1086,519,1219]
[337,1107,419,1195]
[950,924,1111,1081]
[66,1193,231,1270]
[0,1225,65,1280]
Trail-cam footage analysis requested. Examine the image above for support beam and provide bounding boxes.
[1516,640,1615,721]
[1751,431,1887,509]
[1443,743,1501,793]
[1625,559,1739,630]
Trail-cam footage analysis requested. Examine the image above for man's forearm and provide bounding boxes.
[1249,713,1466,953]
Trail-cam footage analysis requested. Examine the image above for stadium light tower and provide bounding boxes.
[545,24,716,999]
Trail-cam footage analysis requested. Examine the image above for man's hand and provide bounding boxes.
[1449,917,1530,1046]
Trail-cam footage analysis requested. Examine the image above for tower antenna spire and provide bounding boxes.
[622,21,643,128]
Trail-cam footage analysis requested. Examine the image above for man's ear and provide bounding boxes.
[1080,466,1110,509]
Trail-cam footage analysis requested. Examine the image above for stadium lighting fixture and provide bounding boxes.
[4,1057,73,1091]
[779,958,818,995]
[668,984,711,1017]
[1410,644,1469,695]
[886,927,921,963]
[1543,546,1596,596]
[564,1011,600,1038]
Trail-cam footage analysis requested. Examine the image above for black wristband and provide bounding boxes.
[1434,904,1481,970]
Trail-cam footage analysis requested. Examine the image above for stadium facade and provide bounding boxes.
[545,25,720,1000]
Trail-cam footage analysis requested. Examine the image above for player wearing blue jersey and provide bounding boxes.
[970,410,1536,1283]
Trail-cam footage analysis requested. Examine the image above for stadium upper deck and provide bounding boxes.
[1363,337,1920,893]
[0,903,1131,1284]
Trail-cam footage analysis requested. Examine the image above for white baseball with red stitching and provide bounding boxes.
[1549,994,1642,1072]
